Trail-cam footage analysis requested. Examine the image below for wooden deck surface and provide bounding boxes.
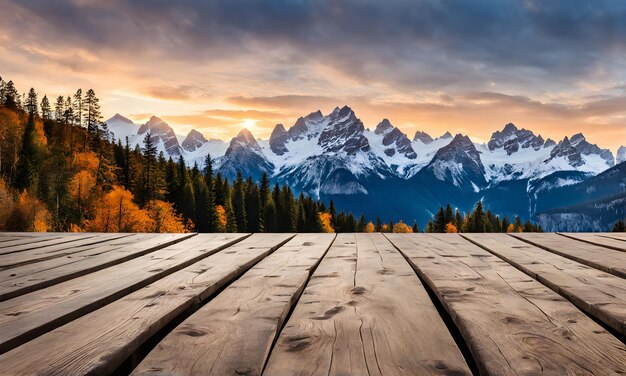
[0,232,625,375]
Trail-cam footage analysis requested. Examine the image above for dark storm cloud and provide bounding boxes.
[3,0,625,89]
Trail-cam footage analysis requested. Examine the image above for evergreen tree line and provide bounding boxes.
[425,202,542,233]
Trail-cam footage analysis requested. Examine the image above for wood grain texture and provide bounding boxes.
[263,233,472,376]
[463,233,626,335]
[512,233,626,278]
[601,233,626,241]
[387,233,626,376]
[0,233,131,268]
[0,234,247,354]
[0,233,293,376]
[0,233,191,301]
[133,233,335,376]
[558,232,626,252]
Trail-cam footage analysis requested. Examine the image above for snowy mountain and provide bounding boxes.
[106,108,619,230]
[618,146,626,164]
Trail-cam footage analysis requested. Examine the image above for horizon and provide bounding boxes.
[1,1,625,151]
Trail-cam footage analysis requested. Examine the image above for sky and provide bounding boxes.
[1,0,625,151]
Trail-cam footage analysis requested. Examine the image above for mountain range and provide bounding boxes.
[105,107,625,231]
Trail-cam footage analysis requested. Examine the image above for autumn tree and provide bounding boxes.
[146,200,186,232]
[393,220,413,233]
[87,186,151,232]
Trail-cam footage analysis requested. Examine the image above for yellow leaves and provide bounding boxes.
[363,221,375,233]
[506,223,522,233]
[69,170,96,203]
[73,151,100,172]
[392,220,413,233]
[86,186,151,232]
[445,222,458,233]
[319,212,334,233]
[146,200,186,233]
[6,190,52,232]
[215,205,227,232]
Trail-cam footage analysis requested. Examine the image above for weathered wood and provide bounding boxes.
[0,233,131,268]
[601,233,626,241]
[463,233,626,335]
[387,233,626,376]
[0,233,293,376]
[0,235,67,253]
[263,233,472,376]
[133,233,335,376]
[0,233,247,354]
[513,233,626,278]
[0,233,191,300]
[558,232,626,252]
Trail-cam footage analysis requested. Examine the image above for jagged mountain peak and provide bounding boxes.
[617,146,626,164]
[374,119,393,135]
[136,115,182,156]
[438,131,453,140]
[269,123,289,155]
[487,122,544,155]
[182,129,208,152]
[318,106,369,154]
[544,138,556,148]
[413,130,434,144]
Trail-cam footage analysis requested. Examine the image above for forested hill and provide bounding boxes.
[0,80,343,233]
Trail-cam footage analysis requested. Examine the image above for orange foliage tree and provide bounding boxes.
[5,191,52,232]
[363,221,375,233]
[445,222,458,233]
[214,205,227,232]
[393,220,413,233]
[319,212,334,233]
[86,186,151,232]
[145,200,186,233]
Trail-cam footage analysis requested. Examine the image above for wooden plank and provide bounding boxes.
[601,233,626,241]
[0,233,192,301]
[0,233,293,376]
[0,235,66,253]
[0,234,247,354]
[133,233,336,376]
[558,232,626,252]
[387,233,626,376]
[0,233,132,268]
[262,233,472,376]
[463,233,626,335]
[512,233,626,278]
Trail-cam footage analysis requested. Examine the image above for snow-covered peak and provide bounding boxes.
[617,146,626,164]
[182,129,208,152]
[544,138,556,148]
[269,123,289,155]
[227,129,262,154]
[136,116,182,156]
[318,106,369,154]
[413,130,433,144]
[487,122,544,155]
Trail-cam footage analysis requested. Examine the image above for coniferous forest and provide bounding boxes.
[0,77,553,233]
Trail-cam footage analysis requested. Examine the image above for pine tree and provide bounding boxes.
[259,172,270,231]
[232,172,247,232]
[472,201,486,232]
[73,89,83,127]
[140,132,159,204]
[434,207,445,233]
[3,81,19,110]
[64,96,73,125]
[612,220,625,232]
[40,95,51,120]
[84,89,102,134]
[444,204,453,225]
[54,96,64,121]
[455,209,463,231]
[329,199,336,227]
[245,177,260,232]
[357,213,366,232]
[263,198,278,232]
[26,88,38,116]
[176,155,195,224]
[203,154,217,231]
[412,220,419,233]
[14,114,39,191]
